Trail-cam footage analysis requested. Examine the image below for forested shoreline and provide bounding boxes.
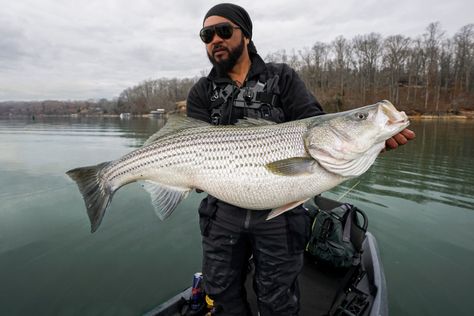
[1,22,472,117]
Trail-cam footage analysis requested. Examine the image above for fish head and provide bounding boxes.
[305,100,409,177]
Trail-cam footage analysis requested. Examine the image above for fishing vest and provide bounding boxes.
[208,75,285,125]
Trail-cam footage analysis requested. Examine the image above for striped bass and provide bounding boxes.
[67,100,409,232]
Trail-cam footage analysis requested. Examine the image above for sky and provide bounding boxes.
[0,0,472,101]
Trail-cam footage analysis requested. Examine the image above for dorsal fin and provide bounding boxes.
[143,115,210,146]
[234,117,276,127]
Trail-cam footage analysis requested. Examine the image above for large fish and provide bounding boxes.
[67,100,409,232]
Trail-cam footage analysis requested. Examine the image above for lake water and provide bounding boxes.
[0,117,473,316]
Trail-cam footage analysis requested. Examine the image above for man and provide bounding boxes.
[187,3,414,315]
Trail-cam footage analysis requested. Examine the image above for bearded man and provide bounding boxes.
[186,3,414,315]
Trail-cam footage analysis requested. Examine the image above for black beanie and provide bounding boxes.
[204,3,257,54]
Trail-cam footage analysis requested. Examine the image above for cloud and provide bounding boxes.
[0,0,472,101]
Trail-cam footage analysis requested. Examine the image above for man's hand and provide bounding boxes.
[385,128,415,150]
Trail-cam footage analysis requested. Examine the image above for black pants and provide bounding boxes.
[199,196,311,316]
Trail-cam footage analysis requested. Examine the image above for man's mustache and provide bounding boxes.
[212,44,229,54]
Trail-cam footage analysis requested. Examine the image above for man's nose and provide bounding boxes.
[209,33,224,45]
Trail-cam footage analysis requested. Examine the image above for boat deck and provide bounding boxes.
[245,255,346,315]
[143,196,387,316]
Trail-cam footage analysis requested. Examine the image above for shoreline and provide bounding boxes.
[408,114,473,120]
[1,112,473,120]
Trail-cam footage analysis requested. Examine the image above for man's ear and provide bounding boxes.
[245,36,250,45]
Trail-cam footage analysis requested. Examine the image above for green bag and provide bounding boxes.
[306,202,367,268]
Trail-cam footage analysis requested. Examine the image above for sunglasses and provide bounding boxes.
[199,22,240,44]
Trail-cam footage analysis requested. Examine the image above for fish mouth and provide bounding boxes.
[379,100,410,130]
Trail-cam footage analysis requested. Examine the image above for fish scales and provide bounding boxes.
[106,120,309,192]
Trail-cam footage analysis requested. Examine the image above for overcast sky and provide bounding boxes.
[1,0,472,101]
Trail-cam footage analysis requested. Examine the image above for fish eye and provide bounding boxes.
[355,112,368,120]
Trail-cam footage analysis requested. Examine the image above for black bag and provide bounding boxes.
[306,198,368,268]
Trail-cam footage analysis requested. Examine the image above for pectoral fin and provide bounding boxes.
[142,181,191,220]
[266,199,309,220]
[265,157,318,176]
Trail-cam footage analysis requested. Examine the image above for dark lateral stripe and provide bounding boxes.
[104,122,309,182]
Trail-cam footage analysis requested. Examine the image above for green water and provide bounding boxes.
[0,117,473,316]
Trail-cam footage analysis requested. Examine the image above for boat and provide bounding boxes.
[143,195,388,316]
[150,109,166,118]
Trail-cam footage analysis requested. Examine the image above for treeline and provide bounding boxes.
[266,22,474,114]
[1,22,472,117]
[0,78,197,116]
[0,99,118,116]
[116,78,196,114]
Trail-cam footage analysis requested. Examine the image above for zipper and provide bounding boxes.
[244,209,252,230]
[227,85,238,124]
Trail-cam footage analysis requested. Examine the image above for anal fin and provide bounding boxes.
[266,199,309,220]
[142,181,191,220]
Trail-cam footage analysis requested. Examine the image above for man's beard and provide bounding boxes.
[207,36,245,74]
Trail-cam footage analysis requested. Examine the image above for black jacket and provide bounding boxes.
[186,53,324,123]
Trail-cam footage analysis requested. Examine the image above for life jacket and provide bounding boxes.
[208,74,285,125]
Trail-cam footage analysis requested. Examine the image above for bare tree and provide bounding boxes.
[384,35,411,105]
[332,36,352,110]
[423,22,445,111]
[453,24,474,100]
[439,39,454,108]
[353,33,383,103]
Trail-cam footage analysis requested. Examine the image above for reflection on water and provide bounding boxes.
[0,116,165,146]
[0,117,473,316]
[333,120,474,209]
[326,119,474,316]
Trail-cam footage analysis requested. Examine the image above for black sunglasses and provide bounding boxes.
[199,22,240,44]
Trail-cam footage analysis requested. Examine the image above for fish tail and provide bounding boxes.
[66,161,113,233]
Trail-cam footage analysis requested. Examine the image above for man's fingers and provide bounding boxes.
[385,137,398,150]
[401,128,416,140]
[393,133,408,145]
[385,128,416,151]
